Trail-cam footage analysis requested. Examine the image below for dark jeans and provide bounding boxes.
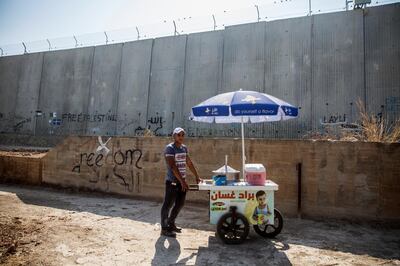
[161,180,186,230]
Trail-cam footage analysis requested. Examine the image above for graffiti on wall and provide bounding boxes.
[133,114,165,136]
[320,114,347,125]
[319,112,363,132]
[62,112,118,123]
[147,114,164,135]
[386,96,400,113]
[71,137,143,192]
[13,117,32,132]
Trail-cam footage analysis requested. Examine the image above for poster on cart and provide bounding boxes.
[209,189,274,225]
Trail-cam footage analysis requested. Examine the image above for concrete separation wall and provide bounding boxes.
[116,40,153,136]
[365,4,400,124]
[0,55,22,134]
[311,10,365,130]
[183,31,223,137]
[264,16,312,139]
[38,136,400,223]
[0,4,399,140]
[87,44,123,136]
[35,47,94,136]
[147,36,187,136]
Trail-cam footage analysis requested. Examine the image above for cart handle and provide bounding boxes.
[188,184,199,191]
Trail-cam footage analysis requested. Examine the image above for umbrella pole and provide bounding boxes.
[241,116,245,181]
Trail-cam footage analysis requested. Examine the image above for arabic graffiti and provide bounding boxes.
[147,114,164,135]
[13,117,32,132]
[133,114,165,136]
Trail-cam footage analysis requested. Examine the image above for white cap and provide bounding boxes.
[173,127,185,135]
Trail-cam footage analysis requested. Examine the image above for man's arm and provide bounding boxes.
[165,156,189,191]
[186,155,201,184]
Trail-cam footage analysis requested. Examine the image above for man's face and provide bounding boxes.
[174,132,185,144]
[257,194,266,206]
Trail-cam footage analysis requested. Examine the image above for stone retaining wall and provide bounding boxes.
[40,136,400,222]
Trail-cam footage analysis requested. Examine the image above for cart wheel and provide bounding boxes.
[217,211,249,244]
[253,208,283,238]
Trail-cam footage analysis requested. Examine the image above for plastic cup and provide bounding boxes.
[257,214,264,224]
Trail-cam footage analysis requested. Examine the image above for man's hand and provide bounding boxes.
[181,180,189,192]
[196,177,202,184]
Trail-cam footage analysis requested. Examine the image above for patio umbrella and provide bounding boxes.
[189,89,298,180]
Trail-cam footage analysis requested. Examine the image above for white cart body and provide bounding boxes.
[199,180,279,225]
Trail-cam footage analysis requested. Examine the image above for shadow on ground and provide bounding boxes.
[150,235,292,265]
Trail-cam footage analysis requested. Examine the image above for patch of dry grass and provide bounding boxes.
[305,100,400,143]
[356,100,400,142]
[143,128,155,137]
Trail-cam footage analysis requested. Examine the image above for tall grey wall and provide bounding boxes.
[0,3,399,139]
[147,36,187,136]
[311,10,365,131]
[35,47,94,136]
[365,4,400,124]
[116,40,153,136]
[264,16,312,139]
[183,31,224,137]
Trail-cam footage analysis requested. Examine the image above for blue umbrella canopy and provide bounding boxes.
[190,90,298,123]
[189,89,299,181]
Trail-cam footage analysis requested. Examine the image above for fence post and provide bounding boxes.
[73,35,78,47]
[212,15,217,30]
[255,5,260,22]
[46,39,52,51]
[22,42,27,54]
[173,20,179,36]
[104,31,109,44]
[136,27,140,40]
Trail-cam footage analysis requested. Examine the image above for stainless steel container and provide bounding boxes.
[212,165,240,182]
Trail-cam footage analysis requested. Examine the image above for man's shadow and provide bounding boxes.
[151,236,196,266]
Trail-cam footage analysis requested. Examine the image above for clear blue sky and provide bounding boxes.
[0,0,398,47]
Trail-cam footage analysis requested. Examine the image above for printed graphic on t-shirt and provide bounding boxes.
[175,152,186,178]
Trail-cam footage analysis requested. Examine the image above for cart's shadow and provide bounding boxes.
[195,234,292,265]
[150,233,292,265]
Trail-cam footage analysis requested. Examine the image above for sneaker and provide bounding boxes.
[161,229,176,238]
[169,224,182,233]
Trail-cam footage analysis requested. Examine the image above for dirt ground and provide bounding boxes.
[0,184,399,266]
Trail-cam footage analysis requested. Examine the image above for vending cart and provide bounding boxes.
[196,178,283,244]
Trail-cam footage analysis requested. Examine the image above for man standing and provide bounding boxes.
[161,127,201,237]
